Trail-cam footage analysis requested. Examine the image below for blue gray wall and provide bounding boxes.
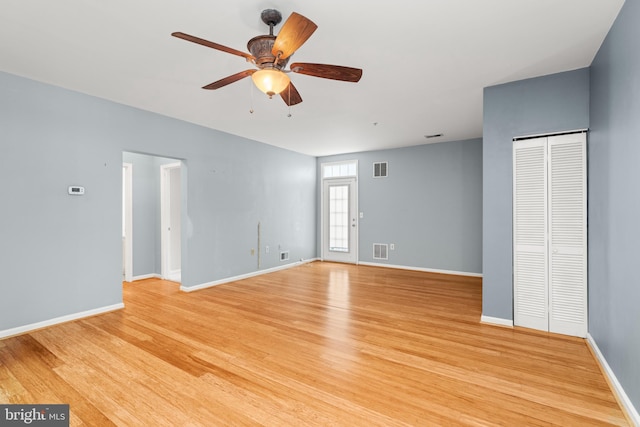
[482,69,590,320]
[0,71,317,331]
[318,138,483,274]
[589,0,640,410]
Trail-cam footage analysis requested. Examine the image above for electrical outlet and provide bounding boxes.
[250,248,255,256]
[390,243,395,250]
[265,245,269,254]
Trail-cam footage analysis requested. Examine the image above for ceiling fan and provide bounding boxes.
[172,9,363,106]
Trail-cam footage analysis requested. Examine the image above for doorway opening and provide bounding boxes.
[122,152,183,284]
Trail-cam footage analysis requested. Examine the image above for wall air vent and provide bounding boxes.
[373,243,388,260]
[280,251,290,261]
[373,161,388,178]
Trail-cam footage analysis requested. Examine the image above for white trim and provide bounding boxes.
[480,315,514,328]
[513,128,588,141]
[586,333,640,425]
[0,303,125,340]
[181,258,320,293]
[132,273,162,281]
[122,163,134,283]
[358,261,483,278]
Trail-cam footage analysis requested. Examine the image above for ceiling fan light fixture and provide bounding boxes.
[251,69,290,97]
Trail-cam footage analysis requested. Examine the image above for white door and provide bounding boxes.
[513,137,549,332]
[161,162,181,282]
[322,178,358,263]
[513,133,587,338]
[548,133,587,337]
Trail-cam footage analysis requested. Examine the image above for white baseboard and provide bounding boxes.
[181,258,320,293]
[357,261,483,278]
[129,273,162,282]
[166,270,181,283]
[480,315,514,328]
[586,333,640,426]
[0,303,125,340]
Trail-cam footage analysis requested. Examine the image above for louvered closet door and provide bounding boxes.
[548,133,587,337]
[513,138,549,332]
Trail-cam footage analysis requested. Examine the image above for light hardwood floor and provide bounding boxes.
[0,262,629,426]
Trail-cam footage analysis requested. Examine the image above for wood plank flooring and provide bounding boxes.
[0,262,628,426]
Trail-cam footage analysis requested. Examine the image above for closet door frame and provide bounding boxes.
[512,131,587,337]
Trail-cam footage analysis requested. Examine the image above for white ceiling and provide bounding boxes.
[0,0,625,157]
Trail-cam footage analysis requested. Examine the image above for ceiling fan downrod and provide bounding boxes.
[260,9,282,36]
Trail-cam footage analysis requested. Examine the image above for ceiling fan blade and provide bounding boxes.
[172,32,254,61]
[290,63,363,82]
[280,82,303,106]
[271,13,318,60]
[202,70,256,90]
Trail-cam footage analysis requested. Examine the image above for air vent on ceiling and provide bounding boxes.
[424,133,444,139]
[373,161,388,178]
[373,243,388,260]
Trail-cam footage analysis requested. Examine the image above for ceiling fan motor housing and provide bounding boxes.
[247,35,289,70]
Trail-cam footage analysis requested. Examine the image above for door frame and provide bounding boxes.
[122,163,133,283]
[512,131,588,337]
[160,162,182,282]
[321,177,359,263]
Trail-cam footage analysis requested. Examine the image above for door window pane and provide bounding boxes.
[329,185,349,252]
[322,161,357,178]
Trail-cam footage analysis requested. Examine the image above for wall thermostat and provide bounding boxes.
[68,186,85,195]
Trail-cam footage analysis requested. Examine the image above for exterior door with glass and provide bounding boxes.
[322,178,358,263]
